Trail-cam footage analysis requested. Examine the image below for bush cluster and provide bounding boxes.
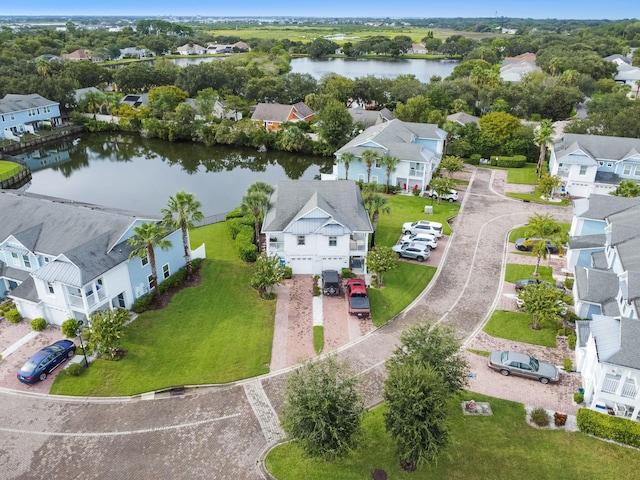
[530,407,551,427]
[554,412,568,427]
[283,267,293,279]
[577,408,640,448]
[62,318,81,338]
[564,277,574,290]
[491,155,526,168]
[0,301,16,316]
[568,333,577,350]
[563,358,573,372]
[132,293,154,313]
[573,392,584,404]
[341,268,356,279]
[5,308,22,323]
[227,215,258,262]
[65,363,85,377]
[30,317,47,331]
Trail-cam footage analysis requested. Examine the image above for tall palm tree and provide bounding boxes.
[127,222,172,302]
[381,155,400,193]
[526,213,565,276]
[161,191,203,279]
[339,151,355,180]
[360,149,379,184]
[362,183,390,246]
[534,119,555,178]
[242,182,274,248]
[36,58,51,78]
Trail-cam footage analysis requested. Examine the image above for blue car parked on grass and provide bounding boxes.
[17,339,76,384]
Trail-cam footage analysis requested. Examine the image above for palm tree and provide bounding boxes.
[36,58,51,78]
[127,222,172,303]
[526,213,565,275]
[360,149,379,184]
[381,155,400,193]
[161,191,203,279]
[362,183,390,246]
[242,182,274,248]
[534,119,555,178]
[339,151,355,180]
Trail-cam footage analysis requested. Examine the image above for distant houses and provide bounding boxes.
[499,52,539,82]
[0,94,62,141]
[251,102,314,131]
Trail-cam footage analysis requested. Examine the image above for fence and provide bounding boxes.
[194,212,232,227]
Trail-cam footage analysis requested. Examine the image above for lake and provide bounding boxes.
[17,133,332,218]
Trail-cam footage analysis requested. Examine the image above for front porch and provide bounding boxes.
[590,374,640,421]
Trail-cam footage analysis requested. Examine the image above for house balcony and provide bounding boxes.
[602,374,638,399]
[349,234,367,252]
[68,293,83,308]
[267,240,285,255]
[409,168,425,177]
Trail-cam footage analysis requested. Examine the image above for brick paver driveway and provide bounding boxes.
[0,167,575,479]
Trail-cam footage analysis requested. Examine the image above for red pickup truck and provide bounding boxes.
[345,278,371,318]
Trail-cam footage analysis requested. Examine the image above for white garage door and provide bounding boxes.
[288,256,314,274]
[321,256,348,274]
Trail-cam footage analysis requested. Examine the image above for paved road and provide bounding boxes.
[0,167,574,479]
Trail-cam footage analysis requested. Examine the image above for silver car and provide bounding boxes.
[391,242,431,262]
[488,351,559,384]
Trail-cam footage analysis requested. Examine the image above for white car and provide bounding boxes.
[423,188,458,202]
[402,220,443,237]
[400,233,438,249]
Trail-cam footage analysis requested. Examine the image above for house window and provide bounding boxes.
[635,166,640,177]
[47,282,55,294]
[371,175,379,184]
[141,255,149,267]
[579,165,588,175]
[147,274,154,290]
[297,236,306,246]
[162,263,170,279]
[11,252,19,266]
[329,236,337,247]
[598,161,604,166]
[22,255,31,269]
[357,174,365,182]
[623,164,632,175]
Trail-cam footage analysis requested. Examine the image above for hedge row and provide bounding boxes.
[577,407,640,448]
[467,154,527,168]
[226,212,258,263]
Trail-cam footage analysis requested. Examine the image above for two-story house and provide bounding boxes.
[0,94,62,141]
[568,194,640,420]
[250,102,314,131]
[262,181,373,275]
[549,134,640,198]
[0,191,199,326]
[334,119,447,194]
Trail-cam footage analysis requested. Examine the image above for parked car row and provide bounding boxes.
[392,242,431,262]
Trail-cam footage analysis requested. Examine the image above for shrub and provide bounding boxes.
[30,317,47,331]
[496,156,526,168]
[341,268,356,279]
[568,333,577,350]
[564,277,574,290]
[577,407,640,448]
[563,358,573,371]
[132,293,153,313]
[574,392,584,404]
[554,412,568,427]
[66,363,85,377]
[5,308,22,323]
[283,267,293,279]
[159,267,187,293]
[468,154,481,165]
[237,240,258,262]
[313,285,321,296]
[530,407,551,427]
[62,318,80,338]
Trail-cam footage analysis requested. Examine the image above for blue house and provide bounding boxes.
[0,191,202,326]
[0,94,62,141]
[549,134,640,198]
[334,119,447,194]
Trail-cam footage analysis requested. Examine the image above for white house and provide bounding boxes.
[334,119,447,194]
[0,191,201,326]
[568,194,640,420]
[499,53,539,82]
[549,134,640,198]
[176,43,207,55]
[262,181,373,275]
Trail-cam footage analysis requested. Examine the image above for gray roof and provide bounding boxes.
[251,102,314,123]
[575,266,619,305]
[575,194,640,221]
[0,93,58,114]
[576,320,591,348]
[262,181,373,234]
[553,134,640,163]
[74,87,101,104]
[349,107,394,128]
[121,93,149,108]
[568,233,605,249]
[602,317,640,370]
[9,276,38,302]
[446,112,480,125]
[0,262,31,282]
[604,54,631,65]
[591,251,609,270]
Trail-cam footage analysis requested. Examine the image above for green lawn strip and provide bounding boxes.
[506,191,571,206]
[51,222,274,396]
[0,160,24,181]
[376,194,459,247]
[508,223,571,243]
[504,263,554,284]
[506,162,539,184]
[483,310,557,347]
[266,393,640,480]
[368,263,436,327]
[313,325,324,354]
[467,348,490,357]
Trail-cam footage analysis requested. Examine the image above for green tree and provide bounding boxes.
[537,173,561,200]
[366,245,398,287]
[127,222,172,303]
[87,308,130,360]
[251,253,286,298]
[194,87,218,121]
[479,111,523,146]
[36,58,51,78]
[148,85,189,118]
[429,176,456,204]
[518,282,566,330]
[316,98,353,149]
[360,149,379,184]
[380,155,400,193]
[281,356,364,460]
[241,182,274,247]
[525,213,565,276]
[534,119,555,178]
[361,183,391,241]
[611,179,640,198]
[161,190,203,279]
[439,155,464,178]
[338,151,355,180]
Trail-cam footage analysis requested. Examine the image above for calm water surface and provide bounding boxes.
[18,133,331,217]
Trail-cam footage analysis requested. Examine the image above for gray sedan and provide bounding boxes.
[488,351,559,384]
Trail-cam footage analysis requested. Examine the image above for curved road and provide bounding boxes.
[0,168,573,479]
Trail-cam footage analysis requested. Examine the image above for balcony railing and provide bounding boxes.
[68,294,83,308]
[622,381,638,399]
[602,375,620,394]
[268,241,284,252]
[349,239,366,251]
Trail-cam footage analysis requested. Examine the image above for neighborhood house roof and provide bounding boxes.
[0,94,58,114]
[446,112,480,126]
[251,102,314,123]
[553,134,640,163]
[574,194,640,221]
[589,315,640,370]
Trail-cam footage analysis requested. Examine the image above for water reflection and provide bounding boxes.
[18,133,331,215]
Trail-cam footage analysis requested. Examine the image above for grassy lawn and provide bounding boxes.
[506,190,571,206]
[508,222,572,244]
[0,160,24,180]
[507,162,539,184]
[376,194,460,247]
[51,222,275,396]
[369,262,436,327]
[266,393,640,480]
[483,310,557,347]
[504,263,554,284]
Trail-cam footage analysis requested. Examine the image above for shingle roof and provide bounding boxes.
[575,266,619,304]
[262,181,373,234]
[251,102,314,123]
[603,317,640,370]
[0,94,58,114]
[553,134,640,162]
[568,234,606,250]
[446,112,480,125]
[576,194,640,221]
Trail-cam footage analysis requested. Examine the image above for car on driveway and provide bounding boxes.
[423,188,458,202]
[402,220,443,237]
[400,233,438,248]
[17,339,76,384]
[515,237,560,254]
[488,351,559,384]
[321,270,340,296]
[392,242,431,262]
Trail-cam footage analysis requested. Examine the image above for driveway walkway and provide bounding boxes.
[0,166,576,479]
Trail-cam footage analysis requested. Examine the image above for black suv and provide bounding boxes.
[321,270,340,296]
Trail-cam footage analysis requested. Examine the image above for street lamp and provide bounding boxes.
[77,320,89,368]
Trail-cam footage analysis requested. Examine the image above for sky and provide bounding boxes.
[2,1,638,20]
